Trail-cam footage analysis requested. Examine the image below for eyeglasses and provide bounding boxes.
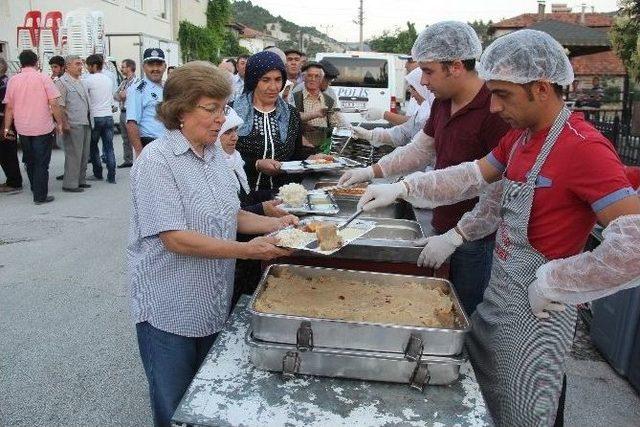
[306,75,322,81]
[197,104,231,117]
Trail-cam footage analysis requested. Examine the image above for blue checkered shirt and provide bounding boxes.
[127,130,241,337]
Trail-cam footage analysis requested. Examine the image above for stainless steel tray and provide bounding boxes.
[296,216,425,263]
[249,265,470,357]
[247,329,466,389]
[280,191,340,216]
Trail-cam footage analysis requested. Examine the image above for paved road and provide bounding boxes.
[1,136,639,426]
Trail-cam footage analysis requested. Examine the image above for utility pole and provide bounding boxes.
[358,0,364,51]
[299,30,304,51]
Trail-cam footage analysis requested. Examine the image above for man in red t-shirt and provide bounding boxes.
[358,29,640,425]
[339,21,510,315]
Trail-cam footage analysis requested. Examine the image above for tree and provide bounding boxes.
[468,20,494,47]
[610,0,640,81]
[369,22,417,54]
[178,0,248,63]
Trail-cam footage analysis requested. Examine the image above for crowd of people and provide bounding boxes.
[2,21,640,427]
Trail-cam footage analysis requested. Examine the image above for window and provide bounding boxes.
[327,58,389,89]
[128,0,143,10]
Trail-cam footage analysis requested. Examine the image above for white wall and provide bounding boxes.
[0,0,204,62]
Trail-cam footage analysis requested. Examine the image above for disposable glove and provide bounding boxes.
[338,167,374,187]
[528,279,565,319]
[417,228,464,269]
[365,107,385,121]
[352,126,373,141]
[357,182,407,212]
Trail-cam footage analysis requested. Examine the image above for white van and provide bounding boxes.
[315,51,407,125]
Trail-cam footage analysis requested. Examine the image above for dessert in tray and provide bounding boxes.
[314,181,369,198]
[254,269,457,328]
[272,218,376,255]
[277,184,340,215]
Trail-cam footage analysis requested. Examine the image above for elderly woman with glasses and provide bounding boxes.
[233,51,323,203]
[127,62,295,426]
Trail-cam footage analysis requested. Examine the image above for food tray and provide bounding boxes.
[314,181,368,199]
[249,265,470,356]
[272,218,377,255]
[247,329,466,389]
[280,157,362,173]
[279,191,340,215]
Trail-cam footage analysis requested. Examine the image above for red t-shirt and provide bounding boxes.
[425,84,510,233]
[625,166,640,190]
[488,113,634,260]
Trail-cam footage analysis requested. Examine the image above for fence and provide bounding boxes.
[578,107,640,166]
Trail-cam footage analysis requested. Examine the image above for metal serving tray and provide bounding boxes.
[296,216,425,262]
[280,191,340,216]
[247,329,466,389]
[249,265,470,357]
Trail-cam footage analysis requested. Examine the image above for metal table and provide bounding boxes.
[172,296,492,427]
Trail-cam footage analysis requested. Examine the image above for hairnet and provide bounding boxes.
[477,29,574,86]
[411,21,482,62]
[404,68,431,102]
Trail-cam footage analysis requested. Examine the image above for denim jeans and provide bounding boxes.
[19,132,54,201]
[136,322,218,427]
[449,237,495,316]
[90,116,116,181]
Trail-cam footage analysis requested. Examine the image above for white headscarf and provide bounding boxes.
[216,107,250,194]
[405,68,435,106]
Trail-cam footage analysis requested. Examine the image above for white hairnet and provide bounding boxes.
[477,29,574,86]
[216,107,243,143]
[411,21,482,62]
[404,68,432,102]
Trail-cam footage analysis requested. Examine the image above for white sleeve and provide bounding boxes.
[377,130,436,178]
[457,180,504,241]
[535,214,640,304]
[402,161,488,209]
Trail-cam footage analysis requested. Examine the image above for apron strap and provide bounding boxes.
[526,107,571,185]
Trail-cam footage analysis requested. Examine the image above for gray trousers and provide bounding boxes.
[120,111,133,163]
[62,125,91,189]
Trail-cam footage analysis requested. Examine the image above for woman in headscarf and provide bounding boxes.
[216,107,288,217]
[352,68,435,148]
[232,51,311,203]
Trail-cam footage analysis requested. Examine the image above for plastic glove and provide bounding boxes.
[417,228,464,269]
[528,280,565,319]
[457,180,504,241]
[357,182,407,212]
[378,131,436,177]
[353,126,373,142]
[534,214,640,305]
[338,166,374,187]
[403,161,487,209]
[365,107,385,121]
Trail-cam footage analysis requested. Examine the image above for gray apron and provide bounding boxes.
[467,108,577,426]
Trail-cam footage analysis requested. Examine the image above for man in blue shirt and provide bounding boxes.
[125,48,167,157]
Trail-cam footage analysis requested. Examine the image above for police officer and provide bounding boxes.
[125,48,167,157]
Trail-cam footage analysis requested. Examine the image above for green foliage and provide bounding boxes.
[178,0,248,63]
[610,0,640,81]
[468,20,494,46]
[369,22,417,54]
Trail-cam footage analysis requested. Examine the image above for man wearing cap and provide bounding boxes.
[125,48,167,157]
[356,29,640,425]
[340,21,510,316]
[403,55,420,116]
[55,55,92,192]
[290,62,347,148]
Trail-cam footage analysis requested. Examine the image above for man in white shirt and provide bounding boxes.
[83,54,117,183]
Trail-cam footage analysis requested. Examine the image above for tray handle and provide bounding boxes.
[282,351,300,380]
[404,334,424,362]
[296,321,314,352]
[409,364,430,392]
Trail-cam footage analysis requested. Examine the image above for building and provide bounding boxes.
[0,0,206,67]
[489,1,625,94]
[227,22,279,54]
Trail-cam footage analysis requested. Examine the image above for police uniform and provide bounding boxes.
[125,48,167,147]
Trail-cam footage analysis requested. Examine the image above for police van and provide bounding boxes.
[315,51,407,125]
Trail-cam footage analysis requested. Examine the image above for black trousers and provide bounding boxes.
[19,132,54,202]
[554,375,567,427]
[0,137,23,188]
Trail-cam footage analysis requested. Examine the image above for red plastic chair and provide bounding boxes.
[44,11,63,46]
